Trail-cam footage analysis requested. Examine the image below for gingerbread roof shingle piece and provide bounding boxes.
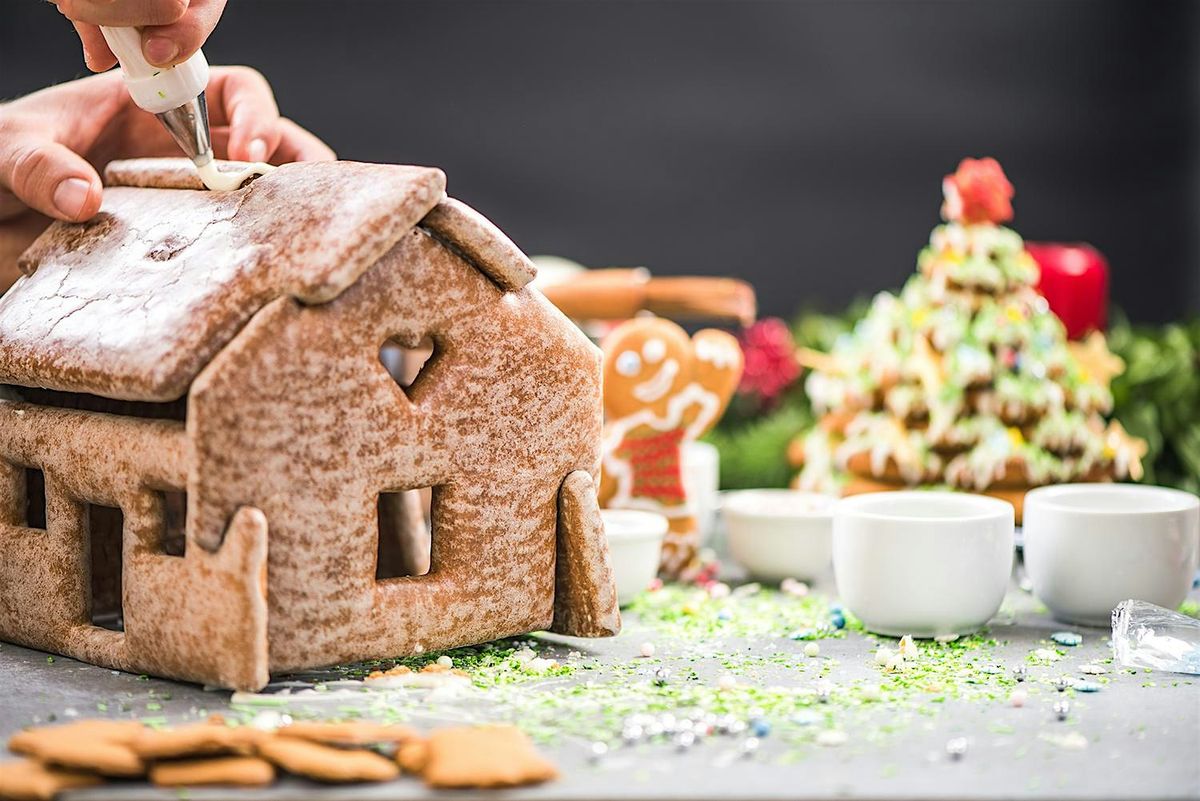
[0,159,446,401]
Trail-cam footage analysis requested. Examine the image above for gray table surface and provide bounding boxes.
[2,558,1198,801]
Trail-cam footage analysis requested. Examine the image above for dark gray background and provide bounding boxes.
[3,0,1198,322]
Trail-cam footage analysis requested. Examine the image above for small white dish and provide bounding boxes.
[833,491,1014,637]
[1023,484,1200,627]
[722,489,835,582]
[600,509,668,607]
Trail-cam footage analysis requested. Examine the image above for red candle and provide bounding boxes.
[1026,242,1109,340]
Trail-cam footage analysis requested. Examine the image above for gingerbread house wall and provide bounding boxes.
[0,404,270,689]
[185,223,605,672]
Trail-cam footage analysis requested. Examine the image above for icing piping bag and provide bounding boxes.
[99,27,213,169]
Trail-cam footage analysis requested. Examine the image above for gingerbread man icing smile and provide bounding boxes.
[598,318,744,579]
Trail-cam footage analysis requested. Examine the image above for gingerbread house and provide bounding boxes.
[0,159,619,691]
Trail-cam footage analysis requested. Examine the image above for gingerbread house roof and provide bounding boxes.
[0,159,536,403]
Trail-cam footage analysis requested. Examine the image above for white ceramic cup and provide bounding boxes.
[722,489,835,582]
[600,509,668,607]
[683,441,720,547]
[1023,484,1200,627]
[833,491,1014,637]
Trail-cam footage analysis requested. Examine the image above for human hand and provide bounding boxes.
[0,67,335,224]
[51,0,228,71]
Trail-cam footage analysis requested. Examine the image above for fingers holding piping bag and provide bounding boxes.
[0,65,333,227]
[55,0,228,71]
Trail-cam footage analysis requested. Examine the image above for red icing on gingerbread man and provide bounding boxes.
[598,317,743,579]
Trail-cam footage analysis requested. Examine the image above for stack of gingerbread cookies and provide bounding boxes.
[790,158,1146,521]
[0,718,556,798]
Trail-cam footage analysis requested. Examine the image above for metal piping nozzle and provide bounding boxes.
[155,92,214,168]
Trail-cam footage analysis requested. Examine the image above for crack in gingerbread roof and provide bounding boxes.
[0,159,447,402]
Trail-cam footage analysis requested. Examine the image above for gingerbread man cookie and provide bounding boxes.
[598,317,743,578]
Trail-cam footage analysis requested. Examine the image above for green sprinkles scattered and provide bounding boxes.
[219,584,1057,756]
[85,578,1178,768]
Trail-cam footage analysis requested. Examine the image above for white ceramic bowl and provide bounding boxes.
[683,441,720,547]
[722,489,835,582]
[600,509,668,607]
[833,491,1014,637]
[1023,484,1200,627]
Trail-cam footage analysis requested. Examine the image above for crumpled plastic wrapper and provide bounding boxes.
[1111,599,1200,675]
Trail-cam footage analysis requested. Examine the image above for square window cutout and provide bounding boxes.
[376,490,431,579]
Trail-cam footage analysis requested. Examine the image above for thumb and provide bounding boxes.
[0,139,104,223]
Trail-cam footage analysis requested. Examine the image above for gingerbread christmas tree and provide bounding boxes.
[791,158,1146,518]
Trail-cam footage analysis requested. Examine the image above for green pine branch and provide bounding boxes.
[1108,312,1200,494]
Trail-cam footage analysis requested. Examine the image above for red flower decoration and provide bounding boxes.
[737,318,800,409]
[941,157,1014,225]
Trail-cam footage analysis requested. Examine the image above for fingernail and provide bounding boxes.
[53,178,91,219]
[247,138,268,163]
[143,36,179,66]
